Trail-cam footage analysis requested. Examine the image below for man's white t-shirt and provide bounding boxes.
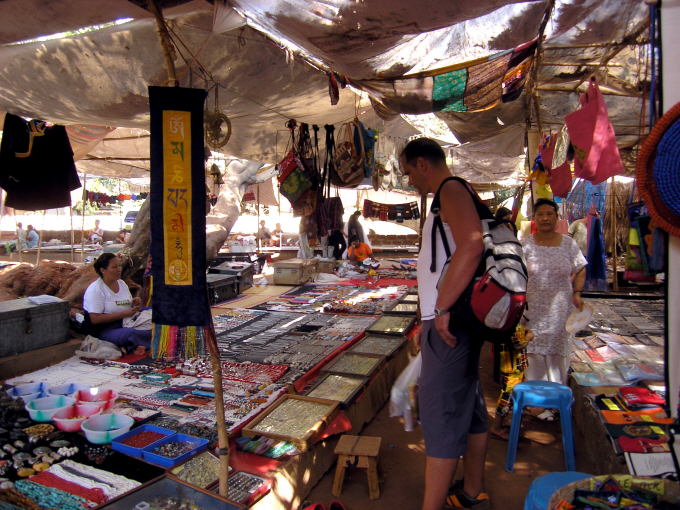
[416,212,455,321]
[83,278,133,315]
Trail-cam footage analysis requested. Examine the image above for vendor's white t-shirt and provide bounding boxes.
[83,278,133,315]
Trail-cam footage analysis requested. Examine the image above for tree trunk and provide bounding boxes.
[121,160,275,280]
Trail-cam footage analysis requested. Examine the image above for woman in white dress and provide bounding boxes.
[83,253,151,355]
[522,199,587,397]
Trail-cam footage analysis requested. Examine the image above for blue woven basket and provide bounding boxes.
[637,102,680,237]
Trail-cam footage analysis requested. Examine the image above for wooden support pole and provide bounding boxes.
[147,0,178,87]
[205,318,230,497]
[81,173,87,260]
[610,177,619,291]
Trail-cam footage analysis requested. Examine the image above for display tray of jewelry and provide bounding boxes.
[385,302,418,315]
[242,395,338,452]
[210,471,269,505]
[98,475,243,509]
[349,334,406,358]
[366,314,415,336]
[400,294,419,304]
[305,374,367,407]
[321,352,384,378]
[170,451,222,489]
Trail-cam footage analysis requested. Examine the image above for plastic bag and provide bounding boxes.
[122,308,152,330]
[75,335,122,360]
[389,352,421,431]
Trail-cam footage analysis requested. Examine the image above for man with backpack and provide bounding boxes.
[400,138,489,510]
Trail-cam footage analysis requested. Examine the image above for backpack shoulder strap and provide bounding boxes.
[429,176,493,273]
[429,177,456,272]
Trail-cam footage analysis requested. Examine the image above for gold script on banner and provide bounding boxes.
[163,110,192,286]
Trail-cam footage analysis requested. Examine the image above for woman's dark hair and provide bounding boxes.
[533,198,559,214]
[93,253,117,277]
[400,137,446,165]
[494,206,512,221]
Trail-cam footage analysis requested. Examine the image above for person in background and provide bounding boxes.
[494,206,518,235]
[568,217,588,256]
[117,229,130,244]
[258,220,272,246]
[522,198,587,420]
[15,222,26,251]
[400,137,488,510]
[347,237,377,267]
[347,210,367,245]
[83,253,151,356]
[26,224,39,248]
[271,222,283,246]
[89,219,104,243]
[328,228,347,260]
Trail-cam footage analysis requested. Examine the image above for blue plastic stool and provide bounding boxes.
[523,471,591,510]
[505,380,576,472]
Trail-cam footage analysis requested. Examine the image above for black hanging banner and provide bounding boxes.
[148,86,211,359]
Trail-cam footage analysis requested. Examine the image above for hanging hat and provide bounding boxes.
[636,102,680,237]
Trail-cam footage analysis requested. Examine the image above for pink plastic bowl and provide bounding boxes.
[52,403,102,432]
[75,389,118,411]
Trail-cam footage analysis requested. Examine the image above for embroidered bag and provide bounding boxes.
[277,149,313,205]
[431,177,528,342]
[334,121,365,186]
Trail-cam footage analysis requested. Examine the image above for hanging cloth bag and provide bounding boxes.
[333,121,365,186]
[565,77,625,184]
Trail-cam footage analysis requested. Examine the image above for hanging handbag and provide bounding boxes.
[565,77,625,184]
[333,121,365,186]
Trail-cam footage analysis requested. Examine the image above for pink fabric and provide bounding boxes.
[565,77,625,184]
[548,161,573,198]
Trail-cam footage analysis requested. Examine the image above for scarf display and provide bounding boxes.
[148,86,211,359]
[362,199,420,223]
[352,40,536,115]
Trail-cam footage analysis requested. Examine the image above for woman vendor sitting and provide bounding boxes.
[83,253,151,356]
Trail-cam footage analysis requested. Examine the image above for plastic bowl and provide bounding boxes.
[81,414,134,444]
[75,389,118,411]
[25,395,75,422]
[9,382,50,401]
[49,383,91,397]
[52,404,102,432]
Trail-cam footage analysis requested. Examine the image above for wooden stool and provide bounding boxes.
[332,434,381,500]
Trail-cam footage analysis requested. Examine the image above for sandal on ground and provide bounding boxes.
[489,428,510,441]
[445,486,490,509]
[537,410,555,422]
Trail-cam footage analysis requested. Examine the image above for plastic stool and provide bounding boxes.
[505,381,576,472]
[523,471,591,510]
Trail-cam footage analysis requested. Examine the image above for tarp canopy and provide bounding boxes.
[0,0,650,185]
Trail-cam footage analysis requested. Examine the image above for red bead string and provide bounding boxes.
[29,471,107,505]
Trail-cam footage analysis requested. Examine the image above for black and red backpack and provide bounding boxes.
[431,177,528,342]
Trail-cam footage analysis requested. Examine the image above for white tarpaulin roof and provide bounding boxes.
[0,0,650,185]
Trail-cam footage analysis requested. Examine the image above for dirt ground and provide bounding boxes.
[305,344,569,510]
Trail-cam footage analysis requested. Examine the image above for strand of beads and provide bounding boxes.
[15,480,89,510]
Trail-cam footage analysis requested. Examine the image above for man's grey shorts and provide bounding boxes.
[418,320,488,458]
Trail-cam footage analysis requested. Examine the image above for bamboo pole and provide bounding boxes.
[81,173,88,261]
[204,320,230,497]
[147,0,178,87]
[70,201,75,263]
[610,177,619,291]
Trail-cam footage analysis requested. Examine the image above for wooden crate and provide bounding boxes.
[242,394,338,452]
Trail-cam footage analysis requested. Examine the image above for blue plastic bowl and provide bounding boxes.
[48,383,92,397]
[81,414,135,444]
[25,395,75,422]
[9,382,49,401]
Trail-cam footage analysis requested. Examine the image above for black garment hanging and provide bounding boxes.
[0,113,81,210]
